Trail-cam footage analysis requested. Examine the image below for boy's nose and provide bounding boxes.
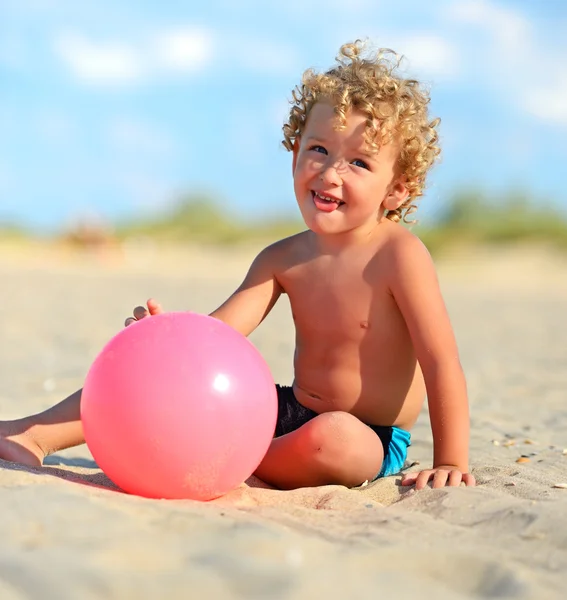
[320,163,343,186]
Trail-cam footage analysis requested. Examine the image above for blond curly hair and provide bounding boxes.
[282,40,441,223]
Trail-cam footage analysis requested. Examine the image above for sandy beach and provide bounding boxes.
[0,240,566,599]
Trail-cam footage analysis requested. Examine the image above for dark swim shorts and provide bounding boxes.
[274,385,411,480]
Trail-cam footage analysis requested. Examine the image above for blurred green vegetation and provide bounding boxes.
[0,221,29,241]
[114,190,567,254]
[3,190,567,254]
[414,190,567,255]
[113,194,303,245]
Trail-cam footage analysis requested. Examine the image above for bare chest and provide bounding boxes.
[278,259,393,339]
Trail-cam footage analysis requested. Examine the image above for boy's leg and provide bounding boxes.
[254,411,385,490]
[0,390,385,487]
[0,389,84,466]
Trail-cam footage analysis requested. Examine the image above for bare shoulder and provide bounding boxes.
[381,221,435,275]
[264,230,310,253]
[256,230,311,270]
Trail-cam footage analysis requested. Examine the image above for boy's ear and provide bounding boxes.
[383,178,409,211]
[291,138,301,174]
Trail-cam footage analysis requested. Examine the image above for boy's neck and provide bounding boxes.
[310,217,392,255]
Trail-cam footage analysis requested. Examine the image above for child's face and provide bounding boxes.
[292,101,408,237]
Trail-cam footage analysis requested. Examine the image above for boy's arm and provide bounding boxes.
[388,234,474,489]
[130,244,283,338]
[209,244,283,336]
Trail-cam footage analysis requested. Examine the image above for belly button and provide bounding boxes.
[360,320,370,329]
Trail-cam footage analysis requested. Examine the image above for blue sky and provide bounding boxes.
[1,0,566,231]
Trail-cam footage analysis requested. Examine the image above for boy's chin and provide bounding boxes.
[298,205,353,235]
[304,217,347,236]
[302,212,383,237]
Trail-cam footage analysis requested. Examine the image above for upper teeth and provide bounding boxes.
[315,192,337,203]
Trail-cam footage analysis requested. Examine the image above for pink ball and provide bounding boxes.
[81,312,277,500]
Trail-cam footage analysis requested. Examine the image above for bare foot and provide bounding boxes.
[0,423,45,467]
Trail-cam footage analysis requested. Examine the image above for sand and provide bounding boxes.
[0,240,566,599]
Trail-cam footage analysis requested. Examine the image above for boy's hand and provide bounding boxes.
[124,298,164,327]
[401,466,475,490]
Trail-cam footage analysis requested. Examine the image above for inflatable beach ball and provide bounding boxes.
[81,312,277,500]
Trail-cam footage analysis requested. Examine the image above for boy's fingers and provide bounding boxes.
[146,298,164,315]
[133,306,149,320]
[432,470,449,489]
[402,469,475,490]
[415,471,434,490]
[402,471,423,487]
[400,472,418,486]
[127,300,162,327]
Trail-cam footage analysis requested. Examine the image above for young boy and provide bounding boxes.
[0,41,474,491]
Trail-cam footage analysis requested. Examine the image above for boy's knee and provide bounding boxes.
[302,411,380,470]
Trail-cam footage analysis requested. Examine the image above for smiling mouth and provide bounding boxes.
[311,191,345,207]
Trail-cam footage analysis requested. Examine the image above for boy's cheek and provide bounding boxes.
[298,158,323,175]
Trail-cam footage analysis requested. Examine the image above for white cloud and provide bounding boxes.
[53,27,214,87]
[316,29,462,84]
[220,34,299,76]
[449,0,530,51]
[523,68,567,127]
[523,77,567,125]
[447,0,567,127]
[396,35,460,79]
[52,25,298,87]
[54,33,144,85]
[152,28,213,73]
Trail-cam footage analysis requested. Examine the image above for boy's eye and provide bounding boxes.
[309,145,327,154]
[352,158,369,169]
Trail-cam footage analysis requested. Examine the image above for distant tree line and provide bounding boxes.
[2,190,566,253]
